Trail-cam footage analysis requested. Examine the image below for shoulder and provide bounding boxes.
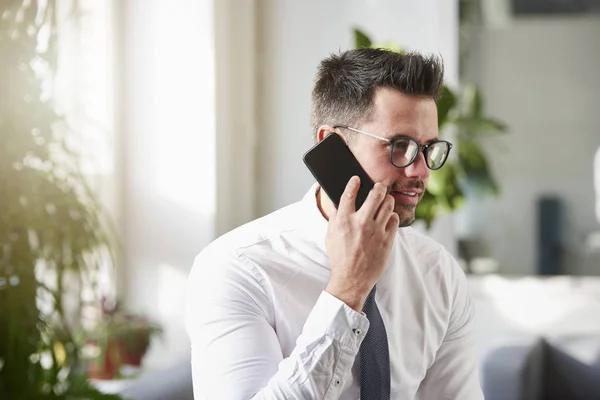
[188,200,305,290]
[197,200,304,259]
[186,200,311,334]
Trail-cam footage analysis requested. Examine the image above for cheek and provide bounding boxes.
[356,150,397,184]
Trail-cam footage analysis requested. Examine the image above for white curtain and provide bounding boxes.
[117,0,219,368]
[116,0,262,369]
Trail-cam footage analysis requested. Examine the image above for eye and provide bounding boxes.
[392,139,410,151]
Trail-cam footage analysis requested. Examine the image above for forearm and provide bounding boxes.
[269,291,369,398]
[190,291,368,400]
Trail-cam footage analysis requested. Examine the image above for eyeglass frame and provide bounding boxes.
[333,124,453,170]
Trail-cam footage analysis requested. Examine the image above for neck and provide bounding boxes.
[316,187,336,222]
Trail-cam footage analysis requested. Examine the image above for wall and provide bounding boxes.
[463,16,600,275]
[255,0,459,251]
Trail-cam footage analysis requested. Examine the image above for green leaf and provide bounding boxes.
[436,164,466,211]
[437,85,457,130]
[415,190,438,229]
[454,117,507,137]
[373,41,406,54]
[353,28,372,49]
[457,138,500,196]
[460,82,479,118]
[420,164,465,217]
[473,84,484,117]
[426,165,451,196]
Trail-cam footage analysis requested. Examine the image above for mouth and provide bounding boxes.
[390,190,421,206]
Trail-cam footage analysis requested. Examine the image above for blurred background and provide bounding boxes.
[1,0,599,399]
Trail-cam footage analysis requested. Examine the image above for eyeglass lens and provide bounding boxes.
[391,139,449,170]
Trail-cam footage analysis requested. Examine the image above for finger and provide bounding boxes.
[328,200,337,221]
[358,182,388,219]
[375,194,395,223]
[337,176,361,216]
[386,212,400,233]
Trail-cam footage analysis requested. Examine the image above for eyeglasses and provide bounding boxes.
[333,125,452,170]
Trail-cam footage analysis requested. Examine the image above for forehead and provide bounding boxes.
[367,87,438,141]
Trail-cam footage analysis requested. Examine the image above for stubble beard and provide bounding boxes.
[395,203,417,227]
[391,180,424,227]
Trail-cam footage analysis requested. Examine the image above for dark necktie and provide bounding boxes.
[359,286,391,399]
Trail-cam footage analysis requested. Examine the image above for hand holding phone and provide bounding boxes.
[302,133,399,311]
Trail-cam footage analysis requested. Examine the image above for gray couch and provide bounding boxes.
[480,334,600,400]
[116,335,600,400]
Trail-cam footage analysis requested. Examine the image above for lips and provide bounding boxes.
[391,189,422,206]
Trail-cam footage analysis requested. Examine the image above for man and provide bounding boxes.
[185,48,484,399]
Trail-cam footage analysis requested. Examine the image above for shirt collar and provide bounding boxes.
[300,182,329,251]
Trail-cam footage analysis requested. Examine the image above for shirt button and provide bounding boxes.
[352,328,362,335]
[334,379,341,386]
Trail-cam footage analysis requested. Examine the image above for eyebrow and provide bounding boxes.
[388,133,440,144]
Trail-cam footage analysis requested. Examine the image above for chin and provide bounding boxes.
[395,204,416,227]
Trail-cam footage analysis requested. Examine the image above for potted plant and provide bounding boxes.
[113,314,163,367]
[85,337,122,381]
[84,300,163,380]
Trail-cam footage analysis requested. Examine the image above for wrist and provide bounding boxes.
[325,282,370,312]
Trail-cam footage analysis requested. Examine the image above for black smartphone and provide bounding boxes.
[303,133,374,210]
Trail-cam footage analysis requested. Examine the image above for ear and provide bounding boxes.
[316,125,337,142]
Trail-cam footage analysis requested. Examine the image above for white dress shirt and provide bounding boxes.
[185,183,484,399]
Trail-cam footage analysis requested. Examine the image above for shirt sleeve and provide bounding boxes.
[185,250,369,400]
[415,250,485,400]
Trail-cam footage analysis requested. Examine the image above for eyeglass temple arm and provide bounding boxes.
[333,125,392,143]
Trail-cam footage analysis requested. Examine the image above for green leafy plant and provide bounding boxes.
[353,28,507,228]
[0,1,123,398]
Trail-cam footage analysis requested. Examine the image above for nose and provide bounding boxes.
[404,151,429,179]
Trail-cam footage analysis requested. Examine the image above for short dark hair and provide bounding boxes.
[310,48,445,141]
